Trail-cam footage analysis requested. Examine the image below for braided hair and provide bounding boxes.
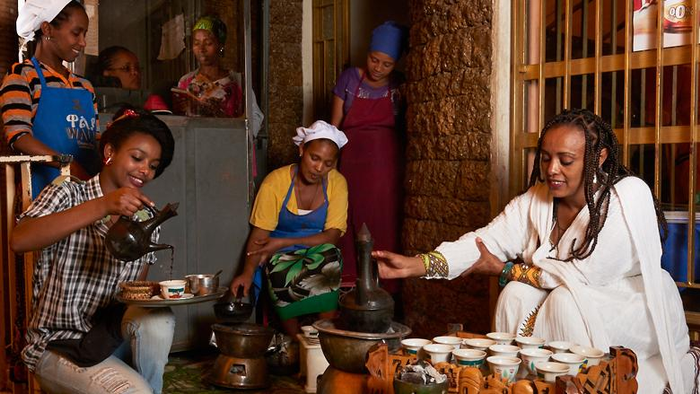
[528,108,667,260]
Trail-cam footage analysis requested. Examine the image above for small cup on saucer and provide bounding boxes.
[159,280,186,299]
[486,332,516,345]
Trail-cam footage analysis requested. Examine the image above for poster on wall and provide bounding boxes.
[633,0,695,51]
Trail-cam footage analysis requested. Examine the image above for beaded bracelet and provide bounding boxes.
[499,262,515,287]
[417,251,449,278]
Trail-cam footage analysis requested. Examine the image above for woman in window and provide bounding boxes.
[172,15,243,118]
[373,109,696,392]
[94,46,142,90]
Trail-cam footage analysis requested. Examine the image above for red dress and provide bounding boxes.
[338,75,403,293]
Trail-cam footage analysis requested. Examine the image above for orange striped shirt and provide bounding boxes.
[1,59,98,147]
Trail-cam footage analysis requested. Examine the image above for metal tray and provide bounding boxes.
[117,286,228,307]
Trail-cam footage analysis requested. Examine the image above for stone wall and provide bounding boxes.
[402,0,494,337]
[266,0,304,169]
[0,0,17,75]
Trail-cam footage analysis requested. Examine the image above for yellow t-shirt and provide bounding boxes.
[249,164,348,235]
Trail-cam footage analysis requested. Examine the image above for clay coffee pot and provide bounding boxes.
[338,223,394,333]
[105,202,179,261]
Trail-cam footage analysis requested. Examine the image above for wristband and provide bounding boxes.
[499,262,515,287]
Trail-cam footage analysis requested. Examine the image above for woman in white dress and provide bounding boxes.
[373,109,696,392]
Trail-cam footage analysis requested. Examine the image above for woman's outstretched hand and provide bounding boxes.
[460,237,505,277]
[372,250,426,279]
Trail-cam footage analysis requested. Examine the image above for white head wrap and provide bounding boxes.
[17,0,72,42]
[293,120,348,149]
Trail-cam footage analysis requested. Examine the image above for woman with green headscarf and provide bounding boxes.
[173,15,243,117]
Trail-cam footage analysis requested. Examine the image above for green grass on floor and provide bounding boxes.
[163,348,307,393]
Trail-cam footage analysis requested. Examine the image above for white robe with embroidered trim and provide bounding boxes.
[434,177,691,393]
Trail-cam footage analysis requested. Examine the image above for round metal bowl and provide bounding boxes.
[185,274,220,296]
[212,323,274,358]
[394,379,449,394]
[313,318,411,374]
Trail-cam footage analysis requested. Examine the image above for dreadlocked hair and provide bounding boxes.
[528,108,667,261]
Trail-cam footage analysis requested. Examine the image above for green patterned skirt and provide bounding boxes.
[265,243,343,320]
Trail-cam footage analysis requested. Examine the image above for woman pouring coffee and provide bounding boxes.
[230,121,348,337]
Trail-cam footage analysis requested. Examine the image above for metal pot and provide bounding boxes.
[313,318,411,374]
[185,270,221,295]
[393,379,449,394]
[212,323,275,358]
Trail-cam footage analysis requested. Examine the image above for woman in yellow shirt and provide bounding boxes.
[230,121,348,337]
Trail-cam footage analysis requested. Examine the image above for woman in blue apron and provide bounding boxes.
[3,0,100,198]
[230,121,349,337]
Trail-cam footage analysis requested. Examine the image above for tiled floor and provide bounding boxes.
[163,348,307,393]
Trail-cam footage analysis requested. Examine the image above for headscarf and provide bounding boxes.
[16,0,72,41]
[369,21,407,61]
[293,121,348,149]
[192,16,227,45]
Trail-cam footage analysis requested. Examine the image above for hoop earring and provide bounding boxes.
[219,47,225,57]
[104,157,112,166]
[44,36,52,41]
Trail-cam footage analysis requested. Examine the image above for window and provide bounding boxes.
[511,0,700,298]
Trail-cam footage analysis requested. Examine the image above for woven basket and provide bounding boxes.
[119,281,159,300]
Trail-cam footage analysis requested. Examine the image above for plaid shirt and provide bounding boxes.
[19,175,157,371]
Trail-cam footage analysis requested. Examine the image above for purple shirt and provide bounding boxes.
[332,67,403,116]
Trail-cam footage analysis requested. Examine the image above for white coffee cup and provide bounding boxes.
[552,352,586,376]
[547,340,575,354]
[401,338,432,357]
[433,336,462,350]
[423,344,453,364]
[487,356,521,384]
[535,361,570,382]
[569,345,605,366]
[515,336,546,349]
[159,280,186,299]
[489,344,520,358]
[520,347,553,375]
[486,331,516,345]
[463,338,496,351]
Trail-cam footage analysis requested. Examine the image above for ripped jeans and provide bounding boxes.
[35,307,175,394]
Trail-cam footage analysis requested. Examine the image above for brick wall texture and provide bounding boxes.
[401,0,494,338]
[266,0,303,169]
[0,0,18,76]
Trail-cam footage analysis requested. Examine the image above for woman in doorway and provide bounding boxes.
[230,121,348,338]
[2,0,100,198]
[373,109,697,392]
[330,21,406,292]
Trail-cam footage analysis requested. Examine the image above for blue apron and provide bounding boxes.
[30,57,100,198]
[252,166,329,301]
